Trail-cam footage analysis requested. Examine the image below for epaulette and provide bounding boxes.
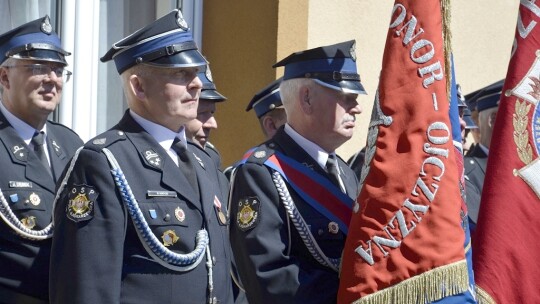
[84,129,127,152]
[244,141,276,165]
[205,141,221,156]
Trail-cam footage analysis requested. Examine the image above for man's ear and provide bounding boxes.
[0,67,10,90]
[489,110,497,129]
[299,86,313,114]
[129,74,145,100]
[262,116,277,135]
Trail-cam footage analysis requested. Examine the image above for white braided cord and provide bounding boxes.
[272,171,340,272]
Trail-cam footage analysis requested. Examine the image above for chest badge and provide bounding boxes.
[161,229,179,246]
[28,193,41,206]
[21,216,37,229]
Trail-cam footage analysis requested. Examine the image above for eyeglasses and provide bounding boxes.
[5,64,72,83]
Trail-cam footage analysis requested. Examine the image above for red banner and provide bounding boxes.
[338,1,468,303]
[473,2,540,303]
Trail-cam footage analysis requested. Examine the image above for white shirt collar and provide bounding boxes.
[129,110,186,165]
[284,123,332,169]
[0,101,47,145]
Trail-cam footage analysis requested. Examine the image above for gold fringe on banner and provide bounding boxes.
[352,260,470,304]
[475,286,497,304]
[441,0,453,98]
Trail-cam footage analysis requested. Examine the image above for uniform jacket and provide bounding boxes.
[464,143,487,194]
[0,111,83,301]
[50,112,233,304]
[229,127,359,304]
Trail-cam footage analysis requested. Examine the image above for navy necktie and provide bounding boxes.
[326,154,344,193]
[171,138,199,198]
[31,131,52,177]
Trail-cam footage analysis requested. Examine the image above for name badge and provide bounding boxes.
[147,190,177,198]
[9,181,33,188]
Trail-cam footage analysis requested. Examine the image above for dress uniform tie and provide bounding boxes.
[171,138,200,199]
[326,154,345,193]
[31,131,52,177]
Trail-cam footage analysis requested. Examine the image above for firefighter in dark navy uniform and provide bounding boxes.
[223,77,287,181]
[229,40,366,304]
[185,65,248,304]
[50,10,233,304]
[0,15,83,304]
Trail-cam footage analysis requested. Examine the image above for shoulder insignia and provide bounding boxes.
[236,196,261,231]
[66,185,99,222]
[245,143,275,165]
[85,130,126,152]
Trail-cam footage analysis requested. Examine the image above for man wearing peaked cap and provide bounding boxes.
[463,80,503,236]
[229,40,365,303]
[222,77,287,181]
[456,84,482,237]
[184,64,248,304]
[0,15,83,304]
[246,77,287,140]
[50,10,233,304]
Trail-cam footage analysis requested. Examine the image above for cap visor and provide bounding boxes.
[201,89,227,101]
[313,79,367,95]
[147,49,207,68]
[12,49,67,65]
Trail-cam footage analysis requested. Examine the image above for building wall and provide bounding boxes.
[203,1,520,167]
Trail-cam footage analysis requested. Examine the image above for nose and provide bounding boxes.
[43,69,62,83]
[204,116,218,130]
[349,100,362,115]
[189,75,203,90]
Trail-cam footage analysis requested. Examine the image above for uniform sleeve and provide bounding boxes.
[230,162,302,304]
[50,148,126,304]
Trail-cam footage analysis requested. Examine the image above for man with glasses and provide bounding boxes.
[0,15,83,303]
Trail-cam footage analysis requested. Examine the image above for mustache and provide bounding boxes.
[341,114,355,124]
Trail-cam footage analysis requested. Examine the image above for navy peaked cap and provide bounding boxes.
[199,64,226,101]
[273,40,366,95]
[101,9,206,74]
[0,15,70,65]
[465,79,504,112]
[246,77,283,118]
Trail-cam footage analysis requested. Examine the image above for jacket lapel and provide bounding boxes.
[0,114,55,191]
[118,114,202,212]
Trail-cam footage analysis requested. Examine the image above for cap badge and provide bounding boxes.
[176,10,189,31]
[350,42,357,62]
[41,16,52,34]
[161,229,179,246]
[206,67,214,83]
